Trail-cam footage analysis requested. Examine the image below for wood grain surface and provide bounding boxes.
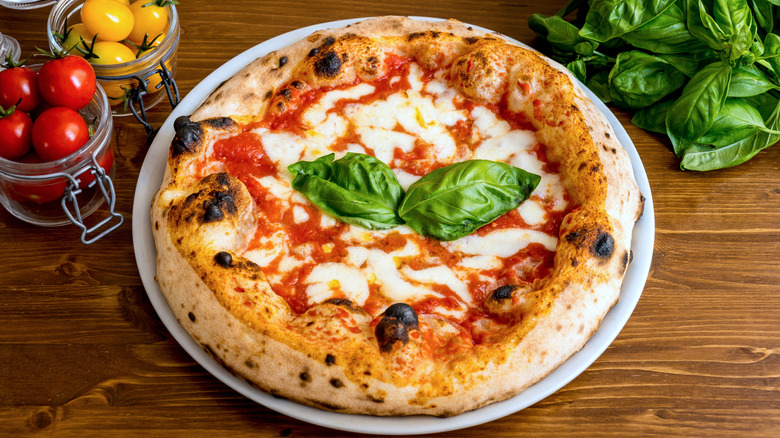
[1,1,779,436]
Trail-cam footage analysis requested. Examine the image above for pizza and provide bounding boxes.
[150,16,644,417]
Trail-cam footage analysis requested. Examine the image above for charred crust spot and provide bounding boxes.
[299,371,311,382]
[154,221,159,230]
[291,80,304,89]
[629,250,634,263]
[325,354,335,366]
[279,56,288,67]
[368,395,385,403]
[408,32,425,41]
[264,90,272,100]
[464,36,479,44]
[187,312,196,322]
[329,378,344,388]
[605,132,611,138]
[214,251,233,267]
[375,303,419,352]
[321,36,335,47]
[592,232,615,259]
[591,165,600,174]
[308,47,319,57]
[244,359,255,369]
[490,284,518,301]
[171,116,204,157]
[565,231,580,242]
[578,162,587,172]
[203,201,224,222]
[279,88,293,99]
[276,102,285,112]
[572,258,579,267]
[314,51,344,78]
[203,117,236,130]
[323,298,365,314]
[622,250,630,270]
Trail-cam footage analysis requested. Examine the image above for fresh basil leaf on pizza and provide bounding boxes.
[151,16,645,417]
[399,159,541,240]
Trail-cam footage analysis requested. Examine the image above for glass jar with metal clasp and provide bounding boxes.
[47,0,181,141]
[0,70,123,244]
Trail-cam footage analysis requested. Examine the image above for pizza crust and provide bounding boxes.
[151,16,644,416]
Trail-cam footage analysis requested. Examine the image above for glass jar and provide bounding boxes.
[47,0,180,121]
[0,65,123,243]
[0,32,21,65]
[0,0,55,9]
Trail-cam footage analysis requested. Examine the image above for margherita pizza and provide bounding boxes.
[151,16,644,417]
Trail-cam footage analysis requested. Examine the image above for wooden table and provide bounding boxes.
[2,1,779,436]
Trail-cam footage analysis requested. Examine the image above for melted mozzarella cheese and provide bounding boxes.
[444,229,558,257]
[305,263,369,306]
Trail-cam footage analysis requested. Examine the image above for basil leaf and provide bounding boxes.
[620,2,709,54]
[666,61,732,155]
[288,153,405,230]
[698,99,767,146]
[632,99,676,133]
[729,64,780,97]
[398,160,541,241]
[580,0,676,42]
[681,96,780,170]
[529,14,598,54]
[567,59,588,83]
[608,51,687,108]
[586,69,613,103]
[656,49,718,77]
[762,33,780,77]
[749,0,774,35]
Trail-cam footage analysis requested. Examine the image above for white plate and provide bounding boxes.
[132,17,655,435]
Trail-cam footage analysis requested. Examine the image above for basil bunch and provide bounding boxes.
[288,154,540,240]
[529,0,780,171]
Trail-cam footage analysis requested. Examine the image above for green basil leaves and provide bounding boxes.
[398,160,541,241]
[529,0,780,171]
[288,154,540,240]
[288,153,405,230]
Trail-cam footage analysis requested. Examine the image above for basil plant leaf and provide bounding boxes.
[620,2,709,54]
[632,99,676,134]
[666,61,732,155]
[762,33,780,77]
[288,152,405,230]
[698,99,767,146]
[398,160,541,241]
[608,50,687,108]
[681,96,780,170]
[529,14,598,54]
[728,64,780,97]
[579,0,676,42]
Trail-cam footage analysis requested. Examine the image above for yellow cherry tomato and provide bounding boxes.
[127,0,169,44]
[113,0,130,4]
[99,78,135,105]
[81,0,135,42]
[60,23,95,54]
[90,41,137,65]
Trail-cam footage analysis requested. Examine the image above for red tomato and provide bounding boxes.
[0,67,42,113]
[0,109,33,160]
[78,147,115,188]
[32,107,90,162]
[9,152,68,204]
[37,56,97,110]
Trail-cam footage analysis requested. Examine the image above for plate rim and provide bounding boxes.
[132,16,655,435]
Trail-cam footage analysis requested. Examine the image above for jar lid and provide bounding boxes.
[0,0,56,10]
[0,32,21,65]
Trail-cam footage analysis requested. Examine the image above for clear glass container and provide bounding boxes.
[0,0,55,10]
[47,0,180,118]
[0,32,21,64]
[0,65,123,243]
